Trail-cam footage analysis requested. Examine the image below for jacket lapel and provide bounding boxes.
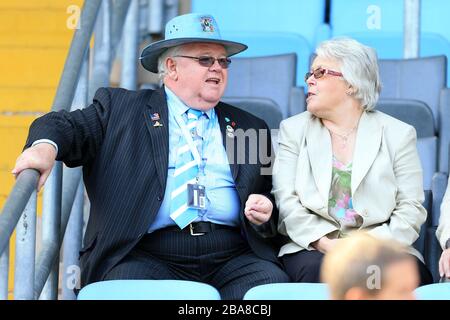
[143,87,169,189]
[351,111,383,194]
[306,116,333,204]
[215,104,240,181]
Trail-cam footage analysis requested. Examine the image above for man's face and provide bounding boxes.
[165,42,228,111]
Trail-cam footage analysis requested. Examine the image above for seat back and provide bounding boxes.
[226,54,302,117]
[223,32,309,90]
[376,99,437,191]
[191,0,327,47]
[222,97,282,131]
[243,283,329,300]
[415,283,450,300]
[378,56,446,129]
[330,0,450,85]
[77,280,221,300]
[378,56,448,173]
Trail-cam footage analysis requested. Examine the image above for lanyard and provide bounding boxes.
[174,112,212,174]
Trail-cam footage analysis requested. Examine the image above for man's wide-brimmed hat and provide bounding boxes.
[139,13,247,73]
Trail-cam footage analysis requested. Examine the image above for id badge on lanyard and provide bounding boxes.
[175,113,208,210]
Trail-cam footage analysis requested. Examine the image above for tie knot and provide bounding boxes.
[187,108,202,121]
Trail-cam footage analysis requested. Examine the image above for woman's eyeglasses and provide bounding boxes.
[174,55,232,68]
[305,67,343,82]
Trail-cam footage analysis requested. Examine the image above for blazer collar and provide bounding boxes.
[306,111,383,201]
[306,116,333,203]
[351,111,383,193]
[144,86,169,189]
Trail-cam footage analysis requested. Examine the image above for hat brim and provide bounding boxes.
[139,38,248,73]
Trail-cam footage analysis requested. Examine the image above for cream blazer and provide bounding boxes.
[272,111,427,260]
[437,175,450,249]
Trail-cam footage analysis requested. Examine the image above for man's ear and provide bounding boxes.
[166,57,178,80]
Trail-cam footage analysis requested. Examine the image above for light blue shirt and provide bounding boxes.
[148,87,240,232]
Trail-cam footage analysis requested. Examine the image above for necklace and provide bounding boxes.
[328,126,357,148]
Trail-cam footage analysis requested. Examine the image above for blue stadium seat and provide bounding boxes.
[330,0,450,86]
[77,280,221,300]
[227,53,305,117]
[222,97,283,131]
[224,32,310,88]
[376,99,436,191]
[415,283,450,300]
[378,56,450,174]
[191,0,327,47]
[243,283,330,300]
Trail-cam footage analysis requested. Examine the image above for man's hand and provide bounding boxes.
[12,143,57,191]
[244,194,273,226]
[439,248,450,279]
[312,236,340,254]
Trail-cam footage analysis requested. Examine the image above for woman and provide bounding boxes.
[272,38,433,285]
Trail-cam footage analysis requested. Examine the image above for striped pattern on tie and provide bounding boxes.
[169,108,203,229]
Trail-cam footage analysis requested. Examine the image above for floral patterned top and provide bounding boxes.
[328,156,362,236]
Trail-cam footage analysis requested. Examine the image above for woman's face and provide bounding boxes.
[306,57,350,118]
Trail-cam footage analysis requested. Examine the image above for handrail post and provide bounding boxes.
[39,164,62,300]
[0,243,9,299]
[89,0,112,102]
[61,48,89,300]
[120,0,139,90]
[13,191,37,300]
[404,0,421,59]
[148,0,164,34]
[62,181,84,300]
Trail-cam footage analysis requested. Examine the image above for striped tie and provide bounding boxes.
[169,108,203,229]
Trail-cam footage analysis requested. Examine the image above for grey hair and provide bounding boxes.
[315,37,382,111]
[157,45,185,80]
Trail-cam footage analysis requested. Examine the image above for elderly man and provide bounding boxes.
[12,13,289,299]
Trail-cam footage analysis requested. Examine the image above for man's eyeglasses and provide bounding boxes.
[174,55,232,69]
[304,67,343,82]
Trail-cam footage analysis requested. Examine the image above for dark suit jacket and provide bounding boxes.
[25,86,281,286]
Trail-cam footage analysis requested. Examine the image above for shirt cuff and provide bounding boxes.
[31,139,58,153]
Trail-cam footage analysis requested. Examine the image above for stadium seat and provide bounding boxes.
[226,53,304,118]
[330,0,450,86]
[376,99,436,191]
[191,0,327,47]
[243,283,330,300]
[378,56,450,174]
[415,283,450,300]
[222,97,283,131]
[223,32,310,89]
[77,280,221,300]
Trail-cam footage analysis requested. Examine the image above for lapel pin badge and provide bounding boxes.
[153,121,163,127]
[226,125,234,133]
[225,117,230,123]
[151,112,160,121]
